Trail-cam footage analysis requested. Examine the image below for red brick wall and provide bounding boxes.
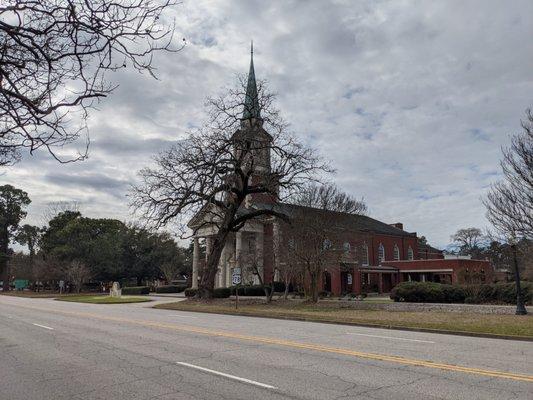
[371,234,418,263]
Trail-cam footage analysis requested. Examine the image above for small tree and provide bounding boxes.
[483,109,533,315]
[63,260,92,293]
[0,185,31,291]
[281,183,367,302]
[242,241,276,302]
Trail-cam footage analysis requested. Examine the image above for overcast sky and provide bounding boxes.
[3,0,532,248]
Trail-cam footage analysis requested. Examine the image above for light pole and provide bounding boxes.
[511,243,527,315]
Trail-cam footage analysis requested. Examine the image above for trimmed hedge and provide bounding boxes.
[213,288,231,298]
[229,285,269,296]
[182,287,229,298]
[155,285,187,294]
[390,281,532,304]
[463,282,532,304]
[390,282,461,303]
[122,286,150,295]
[271,281,286,292]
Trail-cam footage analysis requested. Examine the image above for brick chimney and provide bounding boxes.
[390,222,404,230]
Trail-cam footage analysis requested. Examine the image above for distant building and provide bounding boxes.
[189,48,493,296]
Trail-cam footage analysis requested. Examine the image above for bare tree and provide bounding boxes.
[483,109,533,315]
[273,234,296,300]
[132,77,330,298]
[63,260,91,293]
[450,227,486,257]
[279,184,367,302]
[484,109,533,239]
[281,208,344,302]
[159,258,184,284]
[294,183,367,215]
[41,200,80,226]
[0,0,183,164]
[241,238,276,302]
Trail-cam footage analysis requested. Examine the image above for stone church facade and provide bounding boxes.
[189,49,492,296]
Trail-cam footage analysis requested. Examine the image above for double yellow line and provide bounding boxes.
[8,302,533,383]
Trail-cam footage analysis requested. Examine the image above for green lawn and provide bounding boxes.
[57,295,151,304]
[1,291,103,299]
[155,299,533,339]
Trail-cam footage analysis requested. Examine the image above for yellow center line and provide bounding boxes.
[6,302,533,383]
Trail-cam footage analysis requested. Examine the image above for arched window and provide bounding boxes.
[407,246,414,260]
[361,243,369,266]
[393,244,400,260]
[378,243,385,263]
[343,242,351,253]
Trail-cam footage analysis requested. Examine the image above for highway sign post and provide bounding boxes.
[232,268,241,309]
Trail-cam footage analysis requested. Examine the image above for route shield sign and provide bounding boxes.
[232,268,241,285]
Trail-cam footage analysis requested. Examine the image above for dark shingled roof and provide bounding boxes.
[250,202,416,237]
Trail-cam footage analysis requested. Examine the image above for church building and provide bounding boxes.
[189,48,492,296]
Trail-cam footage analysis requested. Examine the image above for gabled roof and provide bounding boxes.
[418,242,443,254]
[252,202,417,237]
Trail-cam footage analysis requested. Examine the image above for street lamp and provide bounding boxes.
[511,243,527,315]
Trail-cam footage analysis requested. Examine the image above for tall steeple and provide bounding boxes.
[242,41,261,121]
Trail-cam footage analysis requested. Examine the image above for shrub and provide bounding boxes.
[271,281,286,292]
[213,288,231,298]
[229,285,268,296]
[184,288,197,297]
[492,282,531,304]
[441,284,467,303]
[318,290,331,298]
[155,285,187,294]
[245,285,269,296]
[391,281,532,304]
[122,286,150,295]
[390,282,464,303]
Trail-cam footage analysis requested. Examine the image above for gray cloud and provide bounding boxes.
[2,0,532,248]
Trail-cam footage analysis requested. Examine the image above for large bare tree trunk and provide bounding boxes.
[198,230,229,298]
[309,271,319,303]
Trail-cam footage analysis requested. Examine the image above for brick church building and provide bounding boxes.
[189,48,492,296]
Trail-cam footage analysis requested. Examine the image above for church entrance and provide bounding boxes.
[340,271,353,295]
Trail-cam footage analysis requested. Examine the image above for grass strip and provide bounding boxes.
[155,299,533,339]
[57,296,151,304]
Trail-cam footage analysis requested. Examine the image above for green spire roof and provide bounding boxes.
[242,41,261,120]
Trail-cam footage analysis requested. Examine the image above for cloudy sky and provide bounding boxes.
[3,0,532,248]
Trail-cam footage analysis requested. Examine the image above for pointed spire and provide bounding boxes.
[242,40,261,121]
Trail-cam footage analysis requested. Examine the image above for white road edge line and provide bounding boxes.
[345,332,435,343]
[176,362,277,390]
[32,323,54,330]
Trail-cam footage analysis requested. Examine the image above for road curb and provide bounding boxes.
[153,305,533,342]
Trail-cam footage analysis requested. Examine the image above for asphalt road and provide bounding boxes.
[1,295,531,400]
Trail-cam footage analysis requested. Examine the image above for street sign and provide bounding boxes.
[232,273,241,285]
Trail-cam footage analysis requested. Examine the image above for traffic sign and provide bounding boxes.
[232,273,241,285]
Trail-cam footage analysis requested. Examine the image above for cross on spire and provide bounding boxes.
[242,40,261,121]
